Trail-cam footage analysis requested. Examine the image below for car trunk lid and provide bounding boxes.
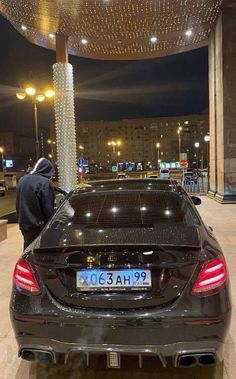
[31,226,202,309]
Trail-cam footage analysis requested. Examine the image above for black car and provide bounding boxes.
[10,179,231,369]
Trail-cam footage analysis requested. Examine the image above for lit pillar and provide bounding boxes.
[53,34,77,191]
[208,5,236,203]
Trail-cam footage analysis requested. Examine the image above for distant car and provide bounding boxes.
[117,173,128,179]
[0,181,6,196]
[200,169,208,178]
[10,179,231,369]
[182,171,198,184]
[159,168,170,179]
[147,173,159,179]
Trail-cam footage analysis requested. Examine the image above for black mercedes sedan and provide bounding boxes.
[10,179,231,369]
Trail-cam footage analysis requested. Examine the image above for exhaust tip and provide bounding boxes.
[20,349,54,364]
[37,352,54,364]
[199,354,216,366]
[177,352,217,368]
[178,355,197,368]
[21,350,35,361]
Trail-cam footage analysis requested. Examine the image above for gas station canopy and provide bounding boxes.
[0,0,233,60]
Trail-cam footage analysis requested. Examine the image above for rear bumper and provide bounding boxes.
[11,310,230,367]
[17,337,224,367]
[10,284,231,367]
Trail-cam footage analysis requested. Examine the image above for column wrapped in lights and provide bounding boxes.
[53,63,77,191]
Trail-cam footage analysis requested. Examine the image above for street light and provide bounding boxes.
[0,147,5,175]
[194,142,200,172]
[177,126,183,160]
[107,140,122,161]
[107,140,122,172]
[78,145,85,160]
[16,87,54,160]
[47,139,56,161]
[156,142,160,169]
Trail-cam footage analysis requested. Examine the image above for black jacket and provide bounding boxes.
[16,158,55,231]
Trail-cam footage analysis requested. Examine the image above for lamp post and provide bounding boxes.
[78,144,85,163]
[16,87,54,160]
[156,142,160,169]
[77,145,85,182]
[204,135,210,167]
[108,140,121,161]
[194,142,200,172]
[204,135,210,190]
[177,126,183,161]
[0,147,4,175]
[107,140,122,172]
[47,139,56,161]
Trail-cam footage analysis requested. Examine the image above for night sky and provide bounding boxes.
[0,15,209,138]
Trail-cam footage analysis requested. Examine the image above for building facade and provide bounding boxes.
[0,132,35,171]
[76,114,209,168]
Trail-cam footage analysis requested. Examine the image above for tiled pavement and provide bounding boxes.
[0,197,236,379]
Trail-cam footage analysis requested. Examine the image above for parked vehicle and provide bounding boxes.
[147,173,158,179]
[10,179,231,369]
[182,171,198,184]
[117,172,128,179]
[0,181,6,196]
[200,169,208,178]
[159,168,170,178]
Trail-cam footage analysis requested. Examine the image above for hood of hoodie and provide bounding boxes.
[30,158,55,178]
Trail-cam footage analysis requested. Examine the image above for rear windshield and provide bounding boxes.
[160,170,169,173]
[39,190,201,247]
[49,191,199,228]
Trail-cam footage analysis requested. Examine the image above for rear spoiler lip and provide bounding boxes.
[33,243,201,254]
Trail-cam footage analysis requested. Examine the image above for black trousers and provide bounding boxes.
[21,228,43,250]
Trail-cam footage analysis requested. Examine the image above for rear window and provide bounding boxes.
[160,169,169,173]
[49,191,199,229]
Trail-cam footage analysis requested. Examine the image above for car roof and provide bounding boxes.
[74,178,180,194]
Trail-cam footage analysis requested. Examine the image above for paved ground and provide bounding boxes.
[0,196,236,379]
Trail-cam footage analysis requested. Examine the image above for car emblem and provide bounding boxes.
[108,253,117,262]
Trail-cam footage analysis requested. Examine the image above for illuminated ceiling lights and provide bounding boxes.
[49,33,55,38]
[21,25,27,31]
[1,0,223,59]
[81,38,88,45]
[150,36,157,43]
[185,29,193,37]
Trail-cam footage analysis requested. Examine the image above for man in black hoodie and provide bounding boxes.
[16,157,55,249]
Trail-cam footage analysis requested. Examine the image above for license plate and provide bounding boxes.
[76,269,151,291]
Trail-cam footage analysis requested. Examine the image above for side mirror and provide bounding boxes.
[190,196,202,205]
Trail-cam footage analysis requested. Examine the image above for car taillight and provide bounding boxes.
[13,260,41,295]
[192,258,228,295]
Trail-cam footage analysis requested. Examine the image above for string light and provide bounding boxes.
[53,63,77,192]
[0,0,223,59]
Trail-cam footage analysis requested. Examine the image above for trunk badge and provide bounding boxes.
[108,254,117,262]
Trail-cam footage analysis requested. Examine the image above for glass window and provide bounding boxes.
[49,191,199,229]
